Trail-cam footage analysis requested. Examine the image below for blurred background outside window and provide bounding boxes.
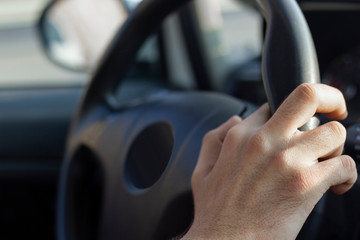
[0,0,261,89]
[196,0,262,89]
[0,0,87,88]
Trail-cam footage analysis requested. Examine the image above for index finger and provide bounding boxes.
[267,83,348,135]
[195,116,242,178]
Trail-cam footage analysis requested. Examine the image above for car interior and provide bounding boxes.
[0,0,360,239]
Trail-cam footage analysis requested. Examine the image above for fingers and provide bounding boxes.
[268,83,348,136]
[194,116,242,177]
[293,121,346,161]
[223,104,271,144]
[315,155,357,195]
[242,103,271,130]
[195,106,270,179]
[214,116,243,142]
[210,104,272,173]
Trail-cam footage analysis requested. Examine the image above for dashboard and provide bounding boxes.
[322,47,360,125]
[301,1,360,125]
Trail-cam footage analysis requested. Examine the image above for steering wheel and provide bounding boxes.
[57,0,320,239]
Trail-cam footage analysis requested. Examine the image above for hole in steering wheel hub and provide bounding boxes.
[125,122,174,189]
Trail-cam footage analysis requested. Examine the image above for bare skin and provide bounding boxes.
[182,83,357,240]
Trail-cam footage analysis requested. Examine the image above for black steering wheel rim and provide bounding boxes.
[72,0,320,121]
[58,0,320,239]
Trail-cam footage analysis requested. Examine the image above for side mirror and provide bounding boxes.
[38,0,128,72]
[123,0,143,11]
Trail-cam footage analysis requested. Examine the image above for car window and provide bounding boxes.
[195,0,262,89]
[0,0,89,88]
[0,0,164,89]
[0,0,261,90]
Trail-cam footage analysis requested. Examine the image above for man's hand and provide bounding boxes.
[182,83,357,240]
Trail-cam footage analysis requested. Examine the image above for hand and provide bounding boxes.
[182,83,357,240]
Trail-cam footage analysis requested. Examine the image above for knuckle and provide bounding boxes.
[247,130,269,153]
[332,86,344,98]
[228,115,242,124]
[271,149,290,169]
[288,169,314,194]
[296,83,317,103]
[327,121,347,141]
[202,130,217,144]
[339,155,356,173]
[226,126,242,143]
